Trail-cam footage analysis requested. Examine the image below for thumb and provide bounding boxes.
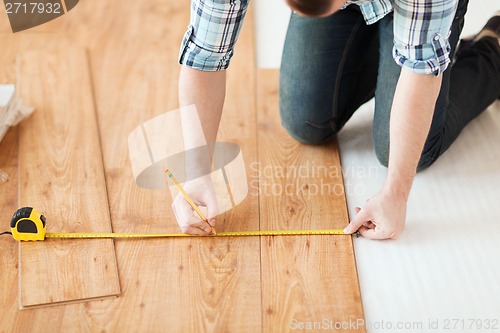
[344,207,368,234]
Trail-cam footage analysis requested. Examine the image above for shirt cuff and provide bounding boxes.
[392,32,452,76]
[178,25,234,72]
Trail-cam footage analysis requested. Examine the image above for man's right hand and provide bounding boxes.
[171,176,219,235]
[177,66,226,234]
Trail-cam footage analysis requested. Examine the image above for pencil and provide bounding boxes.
[164,169,215,234]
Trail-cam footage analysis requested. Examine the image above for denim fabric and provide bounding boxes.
[279,0,500,170]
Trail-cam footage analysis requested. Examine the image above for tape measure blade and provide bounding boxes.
[45,233,188,239]
[44,229,345,239]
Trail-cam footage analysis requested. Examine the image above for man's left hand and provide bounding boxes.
[343,190,407,240]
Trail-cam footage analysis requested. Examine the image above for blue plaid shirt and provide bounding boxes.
[179,0,458,76]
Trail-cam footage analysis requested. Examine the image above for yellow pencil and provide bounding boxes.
[164,169,215,234]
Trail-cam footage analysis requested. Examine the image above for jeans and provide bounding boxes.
[279,1,500,170]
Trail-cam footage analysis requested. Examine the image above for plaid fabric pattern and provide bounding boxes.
[180,0,458,75]
[347,0,458,75]
[391,0,458,75]
[178,0,249,71]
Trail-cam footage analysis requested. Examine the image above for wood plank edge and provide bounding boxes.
[334,138,367,328]
[19,294,120,311]
[84,46,122,296]
[83,47,122,301]
[16,47,121,308]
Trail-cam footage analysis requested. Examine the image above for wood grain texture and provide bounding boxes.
[86,1,262,331]
[0,34,128,333]
[0,129,20,333]
[257,70,366,332]
[17,46,120,308]
[0,0,365,331]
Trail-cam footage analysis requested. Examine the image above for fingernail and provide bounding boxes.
[343,227,350,234]
[204,227,212,233]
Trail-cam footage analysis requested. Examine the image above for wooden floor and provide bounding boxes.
[0,1,365,332]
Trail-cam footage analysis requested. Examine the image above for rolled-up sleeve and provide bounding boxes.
[392,0,458,76]
[179,0,249,71]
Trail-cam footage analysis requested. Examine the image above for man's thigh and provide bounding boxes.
[373,0,469,168]
[280,7,379,144]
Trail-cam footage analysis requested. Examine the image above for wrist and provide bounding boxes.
[384,163,416,198]
[382,176,412,201]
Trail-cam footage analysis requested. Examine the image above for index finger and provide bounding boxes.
[344,208,368,234]
[180,224,213,236]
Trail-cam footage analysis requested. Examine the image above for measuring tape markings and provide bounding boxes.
[7,207,351,241]
[45,229,346,239]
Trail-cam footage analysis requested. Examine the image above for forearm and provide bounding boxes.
[172,66,225,233]
[178,65,226,149]
[384,68,442,198]
[178,66,226,176]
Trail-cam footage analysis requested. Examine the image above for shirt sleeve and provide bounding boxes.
[392,0,459,76]
[179,0,250,71]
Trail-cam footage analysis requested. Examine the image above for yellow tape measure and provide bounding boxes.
[8,207,347,241]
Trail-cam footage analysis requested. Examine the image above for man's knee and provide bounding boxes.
[374,127,390,167]
[281,115,336,145]
[279,66,338,145]
[375,143,389,168]
[279,93,337,145]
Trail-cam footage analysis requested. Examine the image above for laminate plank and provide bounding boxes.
[0,33,63,333]
[257,70,366,332]
[0,128,21,332]
[0,34,125,333]
[62,0,173,47]
[1,35,99,332]
[0,11,11,32]
[217,2,260,234]
[87,1,262,331]
[17,46,120,308]
[1,1,364,331]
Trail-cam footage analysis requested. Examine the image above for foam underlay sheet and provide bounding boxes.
[338,100,500,333]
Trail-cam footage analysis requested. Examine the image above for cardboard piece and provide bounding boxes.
[0,84,34,142]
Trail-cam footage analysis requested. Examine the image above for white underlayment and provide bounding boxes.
[255,1,500,332]
[338,99,500,332]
